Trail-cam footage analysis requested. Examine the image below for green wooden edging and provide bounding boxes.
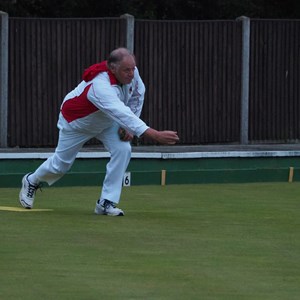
[0,156,299,187]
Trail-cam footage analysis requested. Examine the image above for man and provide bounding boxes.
[19,47,179,216]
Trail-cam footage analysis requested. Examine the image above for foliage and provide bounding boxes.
[1,0,300,19]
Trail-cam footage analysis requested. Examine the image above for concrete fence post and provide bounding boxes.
[0,11,8,148]
[237,16,251,145]
[121,14,135,53]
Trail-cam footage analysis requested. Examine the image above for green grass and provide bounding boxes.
[1,183,300,300]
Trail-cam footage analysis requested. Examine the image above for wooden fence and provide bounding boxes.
[135,19,242,144]
[1,15,299,147]
[249,20,300,142]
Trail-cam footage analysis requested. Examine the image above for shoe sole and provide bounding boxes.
[106,212,124,216]
[19,176,33,209]
[94,208,124,216]
[19,193,32,209]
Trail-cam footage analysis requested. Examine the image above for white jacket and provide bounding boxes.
[58,65,149,137]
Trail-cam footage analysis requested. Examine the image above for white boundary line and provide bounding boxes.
[161,151,300,159]
[0,150,300,160]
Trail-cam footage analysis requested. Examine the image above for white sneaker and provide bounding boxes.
[94,199,124,216]
[19,173,41,209]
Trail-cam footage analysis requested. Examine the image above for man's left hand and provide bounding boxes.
[118,128,133,141]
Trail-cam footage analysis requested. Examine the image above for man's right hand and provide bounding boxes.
[143,128,179,145]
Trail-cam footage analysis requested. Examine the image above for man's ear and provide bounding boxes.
[108,63,117,74]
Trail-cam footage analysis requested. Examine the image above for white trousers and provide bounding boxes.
[33,123,131,203]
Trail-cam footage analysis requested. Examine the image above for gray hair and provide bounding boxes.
[107,47,135,69]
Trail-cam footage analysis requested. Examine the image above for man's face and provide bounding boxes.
[111,56,136,85]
